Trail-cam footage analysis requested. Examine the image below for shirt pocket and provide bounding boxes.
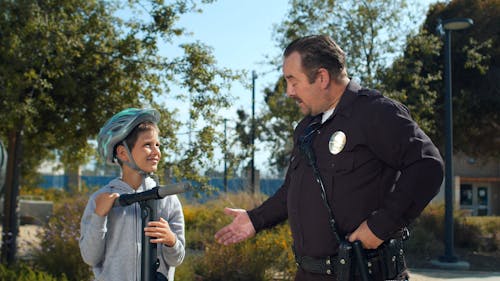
[329,147,375,175]
[328,152,355,175]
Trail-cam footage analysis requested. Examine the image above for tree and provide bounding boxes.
[0,0,238,264]
[381,0,500,158]
[253,0,426,173]
[378,29,443,143]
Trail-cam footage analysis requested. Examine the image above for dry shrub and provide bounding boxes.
[0,262,68,281]
[407,203,500,255]
[178,192,295,281]
[31,193,92,281]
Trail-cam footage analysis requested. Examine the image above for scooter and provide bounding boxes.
[114,182,190,281]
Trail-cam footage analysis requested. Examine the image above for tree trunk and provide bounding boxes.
[1,127,23,265]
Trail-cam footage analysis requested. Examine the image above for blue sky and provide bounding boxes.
[154,0,441,176]
[164,0,290,175]
[170,0,289,118]
[47,0,441,176]
[161,0,440,176]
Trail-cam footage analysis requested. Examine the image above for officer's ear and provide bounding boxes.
[316,68,331,89]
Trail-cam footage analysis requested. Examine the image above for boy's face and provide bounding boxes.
[130,129,161,173]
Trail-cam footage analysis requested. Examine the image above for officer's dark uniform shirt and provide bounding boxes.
[247,81,444,272]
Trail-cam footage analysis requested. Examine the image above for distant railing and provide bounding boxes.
[39,174,284,198]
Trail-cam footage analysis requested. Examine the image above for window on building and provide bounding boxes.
[477,186,489,216]
[460,184,473,206]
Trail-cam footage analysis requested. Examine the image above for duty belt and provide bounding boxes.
[294,237,405,278]
[295,253,337,275]
[294,250,383,275]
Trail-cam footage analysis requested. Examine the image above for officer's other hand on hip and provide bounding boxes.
[214,207,256,245]
[348,220,384,249]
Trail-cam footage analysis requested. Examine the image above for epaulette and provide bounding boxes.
[357,88,382,96]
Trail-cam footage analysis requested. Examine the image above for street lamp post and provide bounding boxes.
[223,118,228,193]
[438,17,473,264]
[250,70,257,193]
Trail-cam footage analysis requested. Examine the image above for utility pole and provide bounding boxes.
[250,70,257,193]
[223,118,228,192]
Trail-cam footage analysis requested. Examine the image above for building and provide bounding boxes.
[432,153,500,216]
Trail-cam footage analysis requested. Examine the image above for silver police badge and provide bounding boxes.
[329,131,346,155]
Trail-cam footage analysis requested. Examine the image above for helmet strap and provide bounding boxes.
[121,141,150,177]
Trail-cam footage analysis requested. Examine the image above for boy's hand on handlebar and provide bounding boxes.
[145,217,177,247]
[94,192,120,217]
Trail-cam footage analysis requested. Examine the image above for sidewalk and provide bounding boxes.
[409,268,500,281]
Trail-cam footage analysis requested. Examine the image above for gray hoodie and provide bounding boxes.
[79,177,185,281]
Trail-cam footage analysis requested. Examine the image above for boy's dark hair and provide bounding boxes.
[114,121,159,166]
[284,35,347,83]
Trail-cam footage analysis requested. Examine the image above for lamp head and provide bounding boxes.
[442,18,473,31]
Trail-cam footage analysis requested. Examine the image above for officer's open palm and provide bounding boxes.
[214,207,256,245]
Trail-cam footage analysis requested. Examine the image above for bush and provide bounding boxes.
[31,193,92,281]
[178,192,295,281]
[407,203,499,254]
[191,223,294,281]
[405,225,443,256]
[0,263,68,281]
[457,216,500,251]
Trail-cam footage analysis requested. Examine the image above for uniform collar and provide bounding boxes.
[323,80,361,122]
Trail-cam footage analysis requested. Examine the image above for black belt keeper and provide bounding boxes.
[293,246,336,275]
[296,255,336,275]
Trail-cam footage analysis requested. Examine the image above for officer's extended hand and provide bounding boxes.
[94,192,120,217]
[214,207,256,245]
[348,220,383,249]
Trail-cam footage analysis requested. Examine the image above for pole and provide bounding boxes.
[223,118,228,192]
[440,28,458,263]
[251,70,256,193]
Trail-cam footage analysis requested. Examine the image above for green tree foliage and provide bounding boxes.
[259,78,302,176]
[381,0,500,158]
[251,0,424,173]
[378,29,443,142]
[0,0,238,188]
[273,0,420,88]
[0,0,238,263]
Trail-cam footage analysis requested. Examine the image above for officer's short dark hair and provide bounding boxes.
[284,35,347,83]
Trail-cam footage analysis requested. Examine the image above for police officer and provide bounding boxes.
[215,35,444,281]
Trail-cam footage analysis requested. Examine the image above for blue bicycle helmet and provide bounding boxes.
[97,108,160,165]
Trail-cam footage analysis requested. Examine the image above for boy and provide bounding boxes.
[80,108,185,281]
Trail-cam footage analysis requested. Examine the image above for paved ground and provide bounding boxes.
[409,268,500,281]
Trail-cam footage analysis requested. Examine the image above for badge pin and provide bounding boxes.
[329,131,346,155]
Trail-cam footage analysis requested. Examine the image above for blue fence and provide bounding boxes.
[40,174,284,199]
